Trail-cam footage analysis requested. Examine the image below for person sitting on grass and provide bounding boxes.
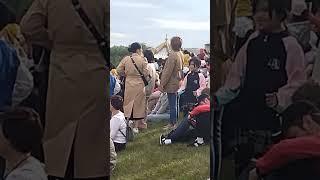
[0,107,47,180]
[110,95,127,152]
[147,92,170,122]
[249,81,320,180]
[160,94,210,147]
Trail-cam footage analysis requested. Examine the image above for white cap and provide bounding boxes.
[291,0,307,16]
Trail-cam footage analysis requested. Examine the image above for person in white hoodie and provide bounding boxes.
[110,95,127,152]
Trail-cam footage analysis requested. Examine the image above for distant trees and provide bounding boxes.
[110,43,151,67]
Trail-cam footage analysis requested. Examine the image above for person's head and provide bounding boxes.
[128,42,143,56]
[143,49,155,63]
[110,95,123,112]
[281,100,320,138]
[189,57,201,72]
[197,94,210,105]
[253,0,290,32]
[183,50,190,55]
[281,80,320,138]
[170,36,182,51]
[0,107,43,156]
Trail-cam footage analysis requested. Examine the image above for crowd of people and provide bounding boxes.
[212,0,320,180]
[109,37,211,171]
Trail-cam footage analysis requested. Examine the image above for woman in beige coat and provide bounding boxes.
[117,42,149,134]
[20,0,108,179]
[159,37,183,129]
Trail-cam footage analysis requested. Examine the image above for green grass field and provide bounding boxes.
[111,121,210,180]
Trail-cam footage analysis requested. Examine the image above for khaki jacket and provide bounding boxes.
[160,51,183,93]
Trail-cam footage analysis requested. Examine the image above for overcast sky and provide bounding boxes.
[110,0,210,48]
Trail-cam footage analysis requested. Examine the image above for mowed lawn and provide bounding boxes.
[111,121,210,180]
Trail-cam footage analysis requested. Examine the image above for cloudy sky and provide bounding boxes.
[110,0,210,48]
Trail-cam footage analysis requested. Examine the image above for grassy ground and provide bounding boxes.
[111,121,210,180]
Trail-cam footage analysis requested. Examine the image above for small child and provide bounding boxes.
[0,107,47,180]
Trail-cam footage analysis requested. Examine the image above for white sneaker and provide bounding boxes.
[133,128,139,134]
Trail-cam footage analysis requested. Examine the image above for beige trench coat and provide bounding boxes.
[117,53,149,119]
[20,0,108,178]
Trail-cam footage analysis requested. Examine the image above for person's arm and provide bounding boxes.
[110,117,120,140]
[151,94,162,114]
[157,95,169,114]
[178,73,188,92]
[196,73,207,96]
[142,59,151,81]
[11,62,34,106]
[214,42,247,105]
[160,53,176,87]
[114,79,121,95]
[116,57,127,77]
[189,104,210,118]
[256,136,320,176]
[274,37,307,112]
[20,0,51,49]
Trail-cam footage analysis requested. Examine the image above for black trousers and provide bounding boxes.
[195,112,210,141]
[114,142,126,152]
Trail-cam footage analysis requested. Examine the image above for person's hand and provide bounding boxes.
[193,91,197,97]
[249,168,259,180]
[158,85,164,92]
[265,92,278,108]
[187,115,191,119]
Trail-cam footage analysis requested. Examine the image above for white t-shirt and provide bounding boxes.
[110,111,127,144]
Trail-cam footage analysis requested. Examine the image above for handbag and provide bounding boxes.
[118,120,134,142]
[129,56,149,86]
[71,0,109,68]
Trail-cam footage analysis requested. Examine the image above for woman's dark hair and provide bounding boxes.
[281,100,320,132]
[252,0,290,21]
[282,80,320,132]
[0,107,43,153]
[171,36,182,51]
[292,80,320,108]
[110,95,123,111]
[0,2,16,30]
[143,49,155,63]
[189,57,201,68]
[197,94,210,104]
[128,42,142,53]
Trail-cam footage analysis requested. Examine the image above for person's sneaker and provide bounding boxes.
[188,140,204,147]
[132,128,139,134]
[159,134,165,145]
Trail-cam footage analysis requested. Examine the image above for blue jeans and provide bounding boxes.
[167,116,191,142]
[167,93,178,125]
